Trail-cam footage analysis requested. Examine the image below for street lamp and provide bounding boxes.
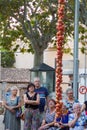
[84,38,87,100]
[73,0,80,98]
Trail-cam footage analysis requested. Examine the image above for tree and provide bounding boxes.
[0,0,57,67]
[0,0,87,67]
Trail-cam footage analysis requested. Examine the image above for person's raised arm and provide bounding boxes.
[81,103,86,112]
[68,113,79,128]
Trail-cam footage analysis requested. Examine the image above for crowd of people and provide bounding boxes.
[2,77,87,130]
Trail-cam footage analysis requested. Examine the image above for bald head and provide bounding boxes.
[34,77,41,89]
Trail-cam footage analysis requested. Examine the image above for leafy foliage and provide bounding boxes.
[0,0,87,66]
[1,51,15,68]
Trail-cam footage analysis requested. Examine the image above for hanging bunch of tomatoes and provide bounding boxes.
[55,0,66,119]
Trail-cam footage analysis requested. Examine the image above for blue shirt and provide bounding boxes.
[64,99,79,113]
[69,112,86,130]
[35,87,49,112]
[56,111,71,123]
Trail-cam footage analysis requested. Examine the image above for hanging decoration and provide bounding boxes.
[55,0,66,120]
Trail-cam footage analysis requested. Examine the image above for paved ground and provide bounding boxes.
[0,115,4,130]
[0,115,24,130]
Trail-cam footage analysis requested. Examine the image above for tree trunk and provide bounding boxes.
[34,51,43,67]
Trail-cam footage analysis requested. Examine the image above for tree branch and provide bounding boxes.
[21,21,31,39]
[23,0,27,20]
[80,1,87,26]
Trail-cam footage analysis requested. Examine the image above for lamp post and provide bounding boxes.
[73,0,80,99]
[84,40,87,100]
